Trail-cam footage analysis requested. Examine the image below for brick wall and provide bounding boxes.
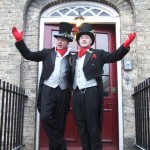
[0,0,150,149]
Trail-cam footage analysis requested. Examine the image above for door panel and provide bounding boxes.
[92,25,118,148]
[39,24,118,150]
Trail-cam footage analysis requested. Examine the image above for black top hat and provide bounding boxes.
[76,23,95,46]
[54,22,74,42]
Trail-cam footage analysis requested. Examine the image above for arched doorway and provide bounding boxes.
[37,1,123,150]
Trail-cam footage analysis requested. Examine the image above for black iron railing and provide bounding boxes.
[132,78,150,150]
[0,79,27,150]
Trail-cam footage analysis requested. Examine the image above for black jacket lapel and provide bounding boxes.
[51,48,56,65]
[72,54,77,78]
[83,52,92,68]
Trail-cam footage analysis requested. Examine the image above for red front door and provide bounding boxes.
[39,24,118,150]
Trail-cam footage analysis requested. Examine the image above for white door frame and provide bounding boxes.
[36,2,123,150]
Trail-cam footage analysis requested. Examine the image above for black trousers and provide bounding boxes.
[40,84,71,150]
[72,86,102,150]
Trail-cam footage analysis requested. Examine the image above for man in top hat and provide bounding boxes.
[71,23,136,150]
[12,22,74,150]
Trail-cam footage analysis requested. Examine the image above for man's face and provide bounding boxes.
[79,34,92,47]
[56,37,69,49]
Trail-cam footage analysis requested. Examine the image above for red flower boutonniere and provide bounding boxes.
[91,54,97,60]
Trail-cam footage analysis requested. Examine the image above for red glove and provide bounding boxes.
[12,27,24,42]
[123,32,136,48]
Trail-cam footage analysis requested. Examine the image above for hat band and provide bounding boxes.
[59,32,73,40]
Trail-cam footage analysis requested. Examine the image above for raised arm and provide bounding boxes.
[12,27,47,62]
[102,32,136,63]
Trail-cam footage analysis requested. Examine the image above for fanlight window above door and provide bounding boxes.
[41,2,119,18]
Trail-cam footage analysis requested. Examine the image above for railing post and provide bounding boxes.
[0,81,6,150]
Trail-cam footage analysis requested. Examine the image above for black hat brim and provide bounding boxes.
[54,35,73,42]
[76,32,95,46]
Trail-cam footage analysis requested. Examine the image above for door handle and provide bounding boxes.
[111,87,117,93]
[108,102,112,108]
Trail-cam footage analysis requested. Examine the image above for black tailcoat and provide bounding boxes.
[15,40,71,112]
[71,45,129,132]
